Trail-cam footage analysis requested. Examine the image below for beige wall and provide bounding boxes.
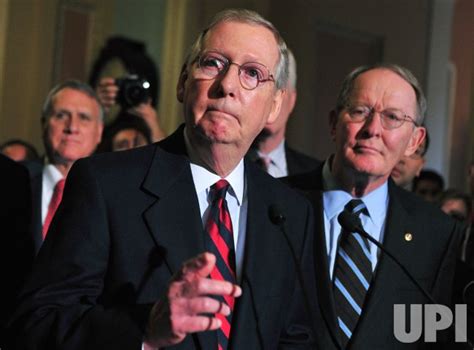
[449,0,474,190]
[0,0,114,153]
[0,0,57,150]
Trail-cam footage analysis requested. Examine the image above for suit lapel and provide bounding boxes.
[306,180,342,348]
[27,164,44,254]
[351,183,419,341]
[141,127,215,349]
[231,164,283,349]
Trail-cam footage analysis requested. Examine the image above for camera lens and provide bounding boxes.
[115,75,151,108]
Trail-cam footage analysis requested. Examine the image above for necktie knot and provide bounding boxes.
[210,179,230,201]
[345,199,367,217]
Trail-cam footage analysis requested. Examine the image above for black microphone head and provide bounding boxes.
[269,204,286,225]
[464,280,474,306]
[338,210,361,232]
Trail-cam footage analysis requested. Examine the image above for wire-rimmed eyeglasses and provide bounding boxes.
[195,51,275,90]
[345,104,419,129]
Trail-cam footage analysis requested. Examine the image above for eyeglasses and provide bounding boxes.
[345,104,419,130]
[195,51,275,90]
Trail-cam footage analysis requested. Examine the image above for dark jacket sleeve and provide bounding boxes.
[8,159,151,350]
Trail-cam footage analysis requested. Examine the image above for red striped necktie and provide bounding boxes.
[205,179,236,350]
[42,178,66,239]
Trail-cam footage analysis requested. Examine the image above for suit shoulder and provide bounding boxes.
[248,162,312,208]
[282,167,322,192]
[285,145,321,175]
[391,184,461,232]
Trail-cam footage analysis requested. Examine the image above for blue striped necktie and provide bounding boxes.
[333,199,372,347]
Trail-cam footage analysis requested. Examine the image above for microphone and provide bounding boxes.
[269,204,318,346]
[338,210,437,304]
[464,280,474,310]
[338,210,474,347]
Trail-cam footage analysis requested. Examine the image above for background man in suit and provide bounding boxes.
[288,63,464,348]
[10,9,317,350]
[26,81,103,253]
[390,128,429,190]
[248,49,320,177]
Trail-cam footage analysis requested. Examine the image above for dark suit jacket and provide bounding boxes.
[23,160,45,254]
[0,155,33,347]
[9,127,319,350]
[287,164,465,349]
[285,144,320,176]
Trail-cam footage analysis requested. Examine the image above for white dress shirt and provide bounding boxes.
[321,160,389,279]
[41,164,64,224]
[257,139,288,178]
[185,130,248,282]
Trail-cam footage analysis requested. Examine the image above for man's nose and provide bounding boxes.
[361,111,383,137]
[216,64,241,97]
[64,115,79,133]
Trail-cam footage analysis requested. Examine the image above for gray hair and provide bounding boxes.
[41,80,104,122]
[286,48,297,90]
[186,9,289,90]
[335,63,427,124]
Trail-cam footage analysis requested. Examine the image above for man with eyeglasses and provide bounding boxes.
[391,129,429,190]
[287,64,464,348]
[9,9,319,350]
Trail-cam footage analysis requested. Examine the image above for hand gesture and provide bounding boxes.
[144,252,241,349]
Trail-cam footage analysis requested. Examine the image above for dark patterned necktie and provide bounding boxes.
[204,180,236,350]
[333,199,372,347]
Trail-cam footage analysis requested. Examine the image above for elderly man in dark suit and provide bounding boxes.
[247,49,320,177]
[9,9,318,350]
[26,80,104,254]
[288,64,464,349]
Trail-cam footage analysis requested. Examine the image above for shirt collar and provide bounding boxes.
[43,163,64,189]
[184,126,245,206]
[257,139,285,163]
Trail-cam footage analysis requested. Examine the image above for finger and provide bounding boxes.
[178,315,222,334]
[184,296,230,316]
[178,252,216,280]
[194,278,242,298]
[98,77,116,86]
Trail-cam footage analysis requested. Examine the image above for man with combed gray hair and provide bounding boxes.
[10,9,319,350]
[288,63,463,348]
[248,49,320,177]
[25,80,103,252]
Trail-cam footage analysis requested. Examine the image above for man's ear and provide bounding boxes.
[266,89,284,125]
[176,64,188,103]
[404,126,426,157]
[287,89,297,118]
[329,110,338,141]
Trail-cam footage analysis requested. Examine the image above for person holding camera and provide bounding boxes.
[89,36,166,142]
[96,76,165,142]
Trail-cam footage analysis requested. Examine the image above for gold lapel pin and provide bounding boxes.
[404,233,413,242]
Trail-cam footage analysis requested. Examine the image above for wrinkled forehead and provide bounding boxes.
[202,20,280,70]
[350,69,417,113]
